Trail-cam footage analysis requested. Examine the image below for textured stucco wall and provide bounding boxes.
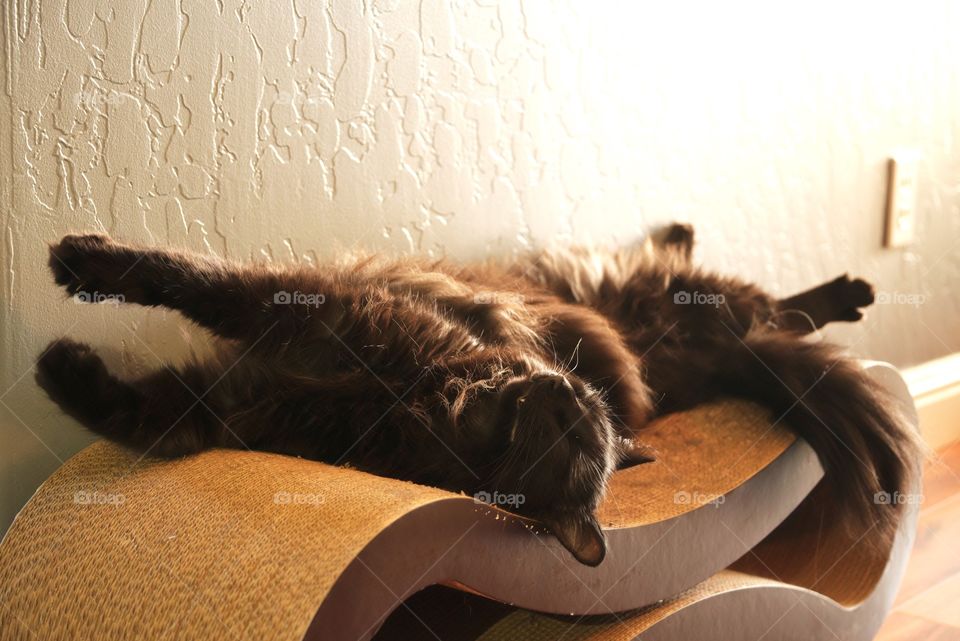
[1,1,959,534]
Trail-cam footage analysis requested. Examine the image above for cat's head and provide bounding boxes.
[476,370,618,566]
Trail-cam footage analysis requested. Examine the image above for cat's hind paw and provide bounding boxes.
[843,276,876,309]
[830,275,876,321]
[656,223,695,259]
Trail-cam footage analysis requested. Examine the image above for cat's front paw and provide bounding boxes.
[48,234,116,298]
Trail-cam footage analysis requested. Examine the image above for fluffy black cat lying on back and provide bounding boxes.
[36,224,919,565]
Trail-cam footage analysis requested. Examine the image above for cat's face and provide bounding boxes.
[481,371,617,565]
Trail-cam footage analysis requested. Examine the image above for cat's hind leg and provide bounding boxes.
[776,274,876,333]
[35,338,224,457]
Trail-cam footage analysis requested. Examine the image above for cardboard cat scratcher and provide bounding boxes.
[0,362,920,641]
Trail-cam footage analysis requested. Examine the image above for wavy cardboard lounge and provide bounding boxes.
[0,363,919,641]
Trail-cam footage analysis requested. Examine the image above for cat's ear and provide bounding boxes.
[617,438,656,470]
[544,511,606,566]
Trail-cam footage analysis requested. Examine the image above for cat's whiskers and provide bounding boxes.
[563,338,583,373]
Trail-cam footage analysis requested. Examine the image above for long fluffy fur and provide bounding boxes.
[35,228,919,564]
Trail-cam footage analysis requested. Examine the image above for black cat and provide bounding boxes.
[35,224,917,565]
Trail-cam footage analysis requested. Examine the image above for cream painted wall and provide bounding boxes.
[2,1,959,534]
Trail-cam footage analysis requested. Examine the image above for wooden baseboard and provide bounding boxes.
[902,353,960,450]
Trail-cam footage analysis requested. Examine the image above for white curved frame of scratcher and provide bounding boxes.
[390,362,917,641]
[0,363,917,641]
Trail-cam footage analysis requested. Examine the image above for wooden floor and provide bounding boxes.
[875,440,960,640]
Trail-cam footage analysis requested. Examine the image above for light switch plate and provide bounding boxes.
[884,151,920,248]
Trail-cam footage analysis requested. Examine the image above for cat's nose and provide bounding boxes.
[530,373,573,394]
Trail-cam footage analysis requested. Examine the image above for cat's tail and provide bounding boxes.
[722,330,922,544]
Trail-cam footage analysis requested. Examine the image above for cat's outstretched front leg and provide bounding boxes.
[776,274,876,333]
[48,234,328,345]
